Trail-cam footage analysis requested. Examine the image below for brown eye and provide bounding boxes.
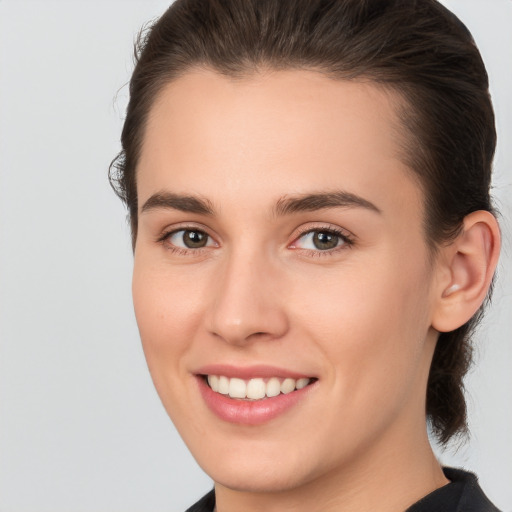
[291,228,352,253]
[312,231,340,250]
[183,230,208,248]
[167,229,212,249]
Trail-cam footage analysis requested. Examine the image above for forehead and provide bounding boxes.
[137,68,422,221]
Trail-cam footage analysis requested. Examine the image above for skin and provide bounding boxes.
[132,68,499,512]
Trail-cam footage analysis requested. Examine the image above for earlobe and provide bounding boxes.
[432,210,500,333]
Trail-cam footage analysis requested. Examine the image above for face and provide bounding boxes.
[133,69,441,493]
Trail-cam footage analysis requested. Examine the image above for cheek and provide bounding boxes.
[131,256,207,380]
[289,251,432,401]
[282,258,433,466]
[131,257,214,439]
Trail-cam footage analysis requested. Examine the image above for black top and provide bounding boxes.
[406,468,501,512]
[185,468,501,512]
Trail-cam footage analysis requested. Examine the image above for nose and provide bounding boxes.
[206,250,289,346]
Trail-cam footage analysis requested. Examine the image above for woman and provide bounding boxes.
[110,0,502,510]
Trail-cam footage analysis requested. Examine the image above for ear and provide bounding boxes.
[431,210,501,333]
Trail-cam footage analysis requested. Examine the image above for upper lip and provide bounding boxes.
[195,364,315,380]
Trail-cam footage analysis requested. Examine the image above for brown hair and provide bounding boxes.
[110,0,496,445]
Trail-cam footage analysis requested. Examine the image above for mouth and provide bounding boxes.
[203,374,316,400]
[196,370,318,425]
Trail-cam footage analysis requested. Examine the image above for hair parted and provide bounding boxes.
[110,0,496,445]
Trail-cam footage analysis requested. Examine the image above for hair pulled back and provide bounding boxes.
[110,0,497,445]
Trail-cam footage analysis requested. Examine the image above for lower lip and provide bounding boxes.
[197,376,317,425]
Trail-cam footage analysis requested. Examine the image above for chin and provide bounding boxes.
[189,436,324,493]
[206,460,313,494]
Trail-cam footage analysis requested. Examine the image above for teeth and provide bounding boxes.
[280,378,295,394]
[266,377,281,397]
[296,377,309,390]
[218,375,230,395]
[228,378,246,398]
[206,375,312,399]
[208,375,219,392]
[246,378,266,399]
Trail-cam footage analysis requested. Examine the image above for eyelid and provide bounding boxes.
[289,223,355,251]
[156,221,216,240]
[156,223,220,251]
[155,222,354,255]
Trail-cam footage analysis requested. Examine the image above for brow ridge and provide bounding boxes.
[273,191,381,216]
[140,190,380,218]
[141,192,214,215]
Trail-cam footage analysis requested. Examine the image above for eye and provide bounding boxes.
[290,228,353,252]
[165,229,216,249]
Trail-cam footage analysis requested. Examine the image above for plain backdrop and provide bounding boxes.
[0,1,511,511]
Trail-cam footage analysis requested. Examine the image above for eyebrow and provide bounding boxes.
[141,192,214,215]
[140,190,381,217]
[273,191,381,217]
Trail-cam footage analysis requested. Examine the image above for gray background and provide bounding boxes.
[0,1,510,511]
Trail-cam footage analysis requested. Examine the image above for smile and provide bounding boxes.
[206,375,312,400]
[197,371,318,425]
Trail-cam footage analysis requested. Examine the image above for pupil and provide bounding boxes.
[313,231,338,250]
[184,230,207,248]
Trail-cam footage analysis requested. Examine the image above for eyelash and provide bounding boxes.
[157,224,216,256]
[157,224,355,257]
[290,225,355,257]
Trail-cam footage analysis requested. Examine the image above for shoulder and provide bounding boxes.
[406,467,501,512]
[445,468,501,512]
[185,469,501,512]
[184,489,215,512]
